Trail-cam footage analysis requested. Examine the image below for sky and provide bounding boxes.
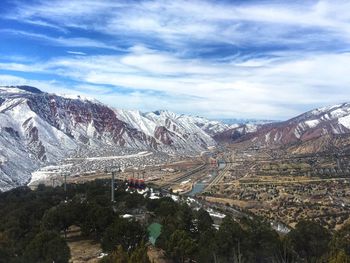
[0,0,350,120]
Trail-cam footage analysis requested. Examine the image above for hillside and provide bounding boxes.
[0,86,226,191]
[2,85,350,191]
[216,103,350,153]
[0,180,349,263]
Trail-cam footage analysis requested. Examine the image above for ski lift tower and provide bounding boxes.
[106,166,121,203]
[60,171,69,201]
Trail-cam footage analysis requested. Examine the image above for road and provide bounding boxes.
[161,163,207,189]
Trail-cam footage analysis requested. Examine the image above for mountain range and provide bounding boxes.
[1,85,350,191]
[0,86,231,191]
[214,103,350,153]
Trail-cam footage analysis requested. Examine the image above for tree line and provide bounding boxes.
[0,180,349,263]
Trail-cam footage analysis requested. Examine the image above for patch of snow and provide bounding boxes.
[206,208,226,219]
[121,214,134,219]
[180,179,191,185]
[311,104,343,115]
[170,195,179,202]
[59,93,101,104]
[28,164,73,185]
[330,108,347,118]
[149,194,160,200]
[304,119,320,128]
[67,151,153,161]
[339,115,350,129]
[97,253,108,259]
[0,86,28,94]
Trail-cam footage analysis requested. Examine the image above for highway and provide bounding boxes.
[162,163,207,189]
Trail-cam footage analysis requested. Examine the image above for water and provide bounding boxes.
[187,177,209,196]
[187,161,226,196]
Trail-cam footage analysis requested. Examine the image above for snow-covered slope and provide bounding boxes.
[0,86,226,191]
[0,87,78,190]
[189,116,230,136]
[219,118,276,126]
[115,109,157,137]
[241,103,350,146]
[115,109,219,152]
[214,103,350,146]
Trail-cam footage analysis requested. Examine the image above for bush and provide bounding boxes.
[23,230,70,263]
[101,218,147,253]
[288,220,331,262]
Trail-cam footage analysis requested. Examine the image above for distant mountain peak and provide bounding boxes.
[1,85,43,94]
[153,110,162,116]
[58,93,102,104]
[152,109,171,116]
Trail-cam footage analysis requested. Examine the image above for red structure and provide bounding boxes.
[128,170,146,190]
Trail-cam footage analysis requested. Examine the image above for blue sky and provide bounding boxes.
[0,0,350,119]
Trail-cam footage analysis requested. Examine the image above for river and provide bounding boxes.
[187,161,226,196]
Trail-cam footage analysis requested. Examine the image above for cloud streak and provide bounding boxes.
[1,29,122,50]
[0,0,349,119]
[9,0,350,49]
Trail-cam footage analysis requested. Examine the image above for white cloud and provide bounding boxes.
[67,51,87,55]
[9,0,350,48]
[1,0,350,119]
[2,45,349,119]
[1,29,122,50]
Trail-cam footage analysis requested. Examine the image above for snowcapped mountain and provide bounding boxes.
[0,86,226,191]
[115,109,221,151]
[219,118,276,126]
[213,103,350,147]
[187,116,231,136]
[213,123,261,143]
[4,85,348,191]
[240,103,350,146]
[213,118,278,143]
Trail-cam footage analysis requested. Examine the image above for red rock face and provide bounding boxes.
[26,94,158,149]
[213,128,244,143]
[21,120,47,162]
[213,123,259,144]
[236,117,350,148]
[215,104,350,149]
[154,126,174,145]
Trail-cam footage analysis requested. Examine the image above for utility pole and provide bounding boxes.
[111,170,115,202]
[108,166,121,203]
[60,172,69,201]
[51,178,57,187]
[64,173,67,193]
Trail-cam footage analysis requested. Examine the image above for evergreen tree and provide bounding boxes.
[166,230,197,263]
[23,230,70,263]
[196,208,214,233]
[196,228,218,263]
[177,204,194,233]
[330,223,350,256]
[244,219,280,262]
[288,220,331,263]
[128,241,151,263]
[101,245,128,263]
[101,218,146,252]
[80,203,114,238]
[0,232,12,263]
[215,216,245,262]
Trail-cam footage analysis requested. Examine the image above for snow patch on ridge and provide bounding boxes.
[305,119,319,128]
[339,115,350,129]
